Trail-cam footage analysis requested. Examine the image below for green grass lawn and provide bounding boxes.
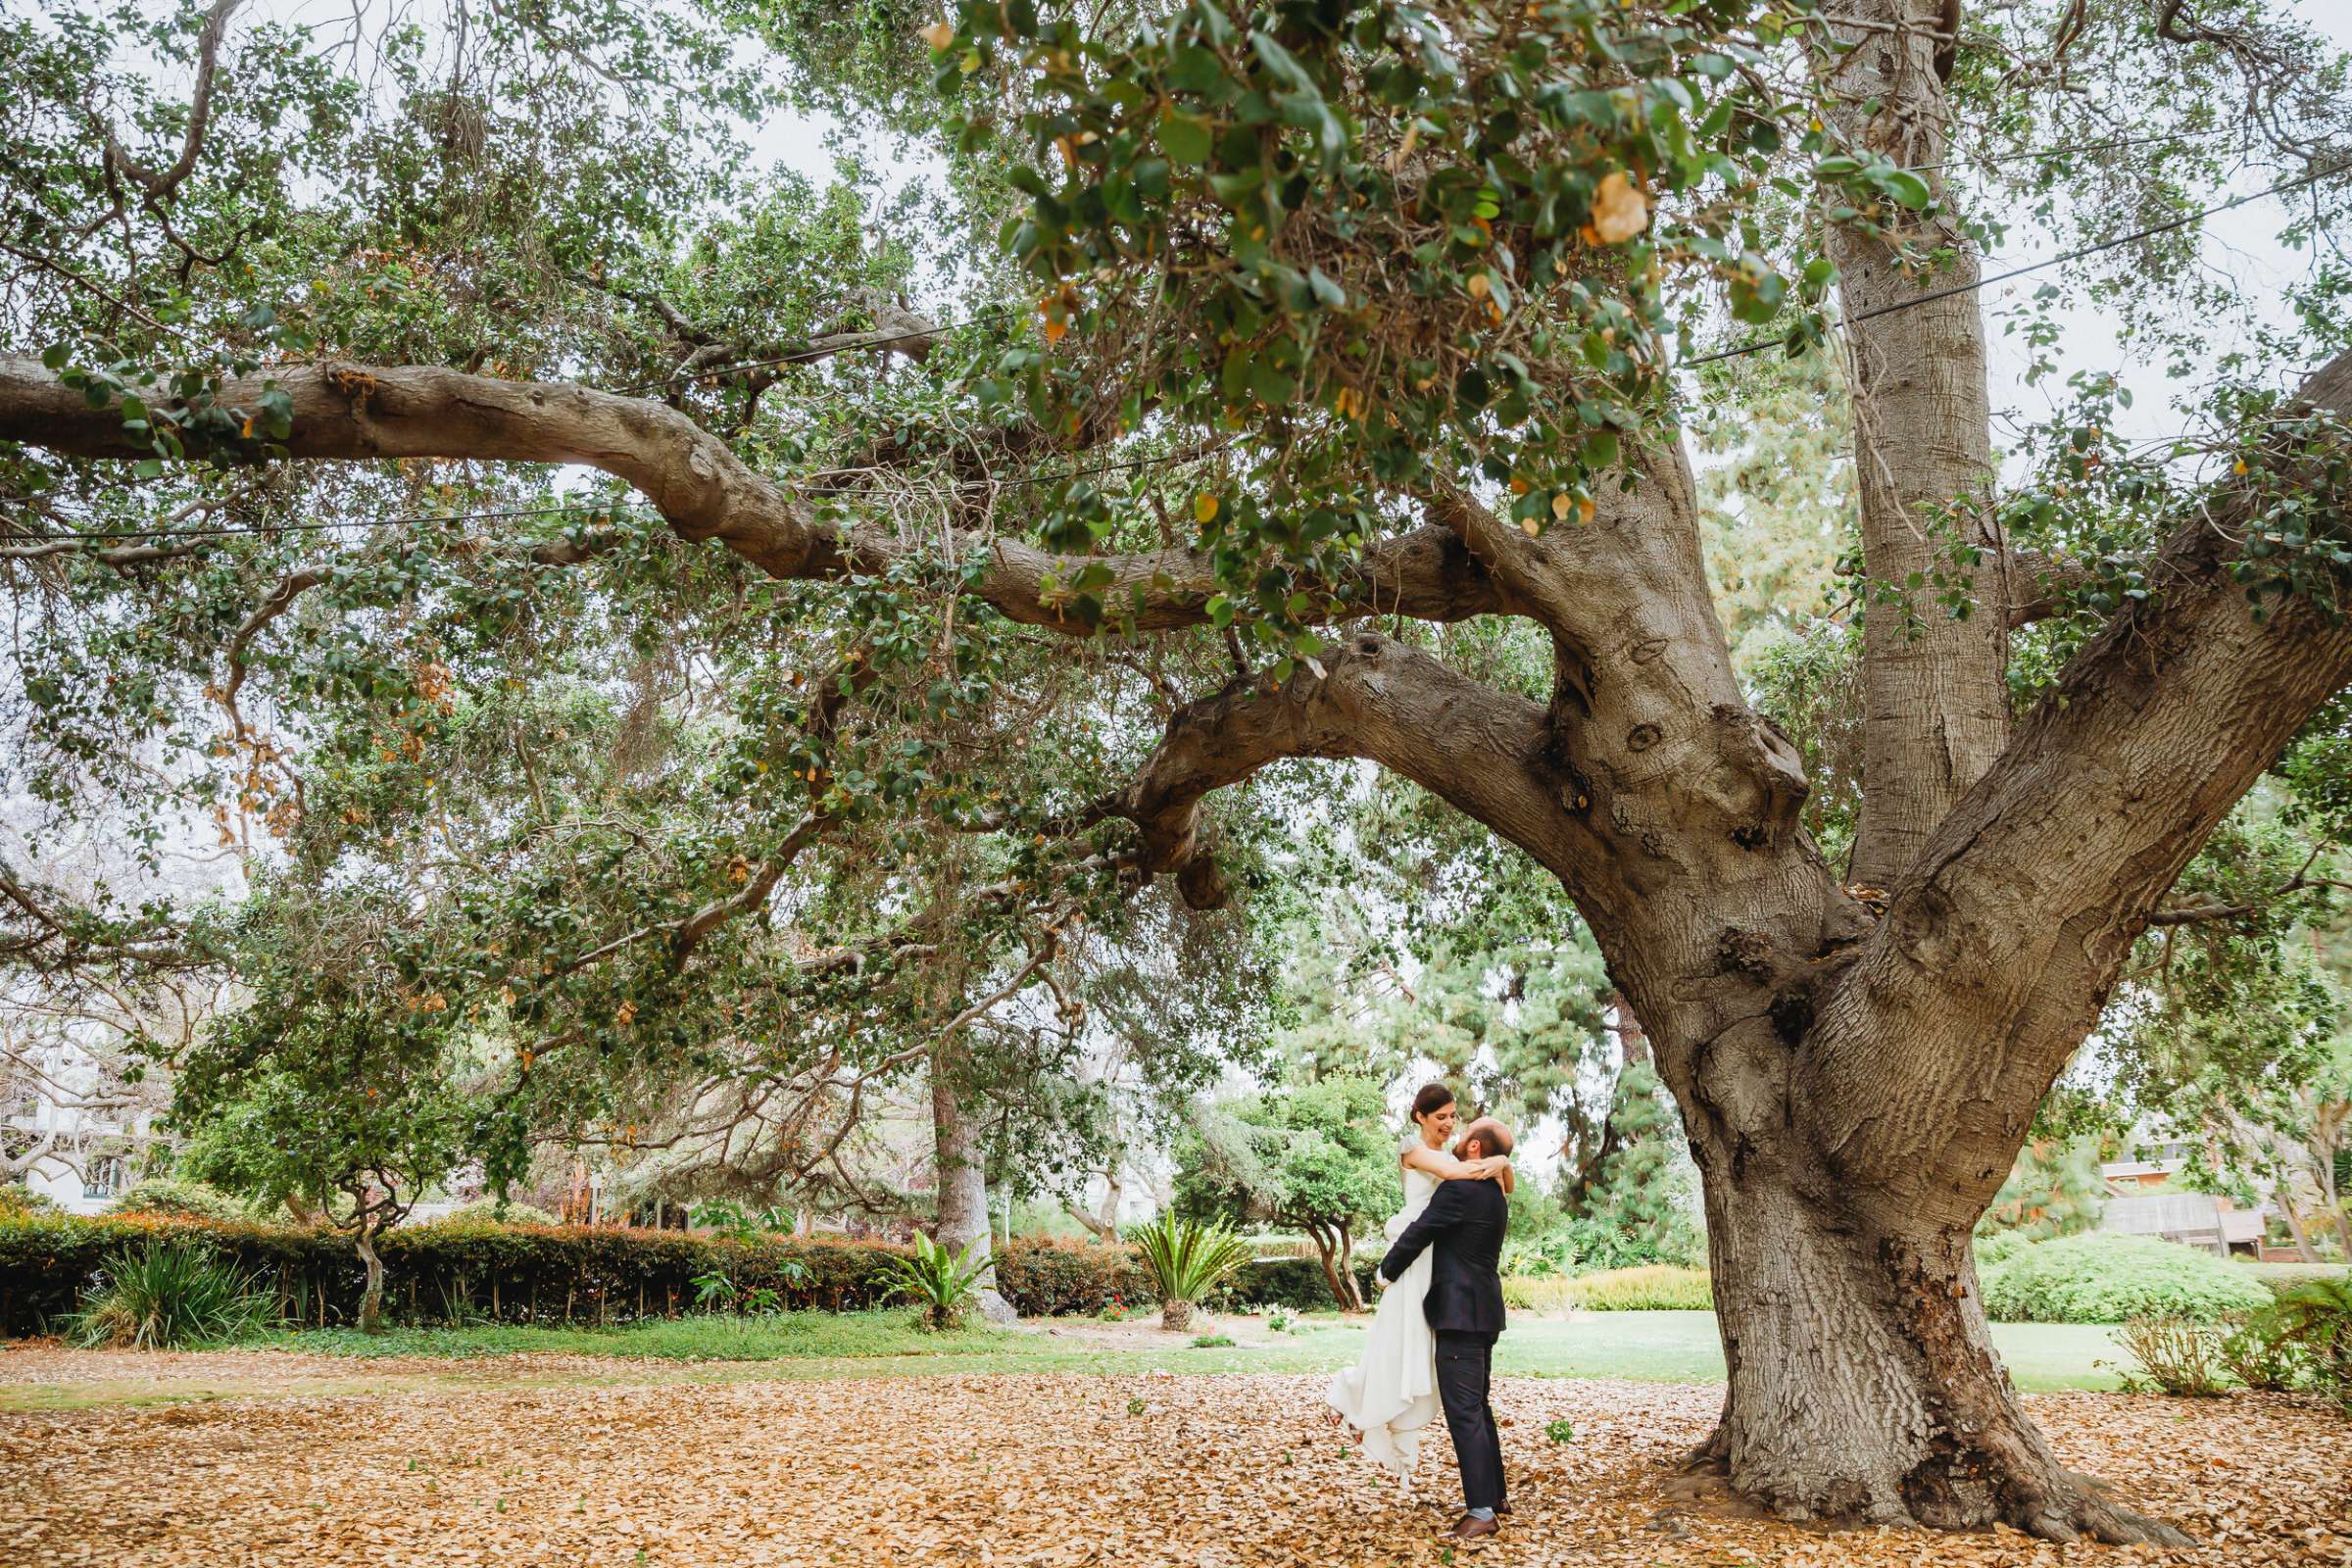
[253,1307,2128,1391]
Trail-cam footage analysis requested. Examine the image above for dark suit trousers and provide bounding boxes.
[1434,1330,1504,1513]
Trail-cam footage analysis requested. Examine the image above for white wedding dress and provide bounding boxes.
[1321,1161,1441,1480]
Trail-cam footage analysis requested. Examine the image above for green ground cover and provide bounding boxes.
[251,1307,2127,1391]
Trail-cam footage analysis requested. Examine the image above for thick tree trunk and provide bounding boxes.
[1690,1155,2187,1543]
[931,1045,1016,1325]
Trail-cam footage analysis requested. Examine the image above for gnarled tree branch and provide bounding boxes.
[0,359,1510,635]
[89,0,245,204]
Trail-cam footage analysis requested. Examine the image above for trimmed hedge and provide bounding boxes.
[1979,1234,2273,1324]
[0,1213,1357,1335]
[1220,1254,1379,1310]
[1503,1265,1713,1313]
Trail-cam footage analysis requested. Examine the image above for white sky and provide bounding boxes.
[1973,0,2352,457]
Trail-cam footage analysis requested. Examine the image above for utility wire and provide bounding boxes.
[601,131,2248,397]
[1916,123,2239,177]
[1682,157,2351,368]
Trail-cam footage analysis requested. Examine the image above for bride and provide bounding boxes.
[1322,1082,1512,1482]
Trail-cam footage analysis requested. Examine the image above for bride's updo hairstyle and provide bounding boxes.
[1408,1082,1455,1129]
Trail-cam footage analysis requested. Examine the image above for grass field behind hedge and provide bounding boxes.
[222,1308,2128,1392]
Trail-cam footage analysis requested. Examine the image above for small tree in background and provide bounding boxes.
[1564,1064,1703,1271]
[179,1064,471,1332]
[1978,1138,2107,1244]
[1174,1074,1395,1310]
[172,916,481,1334]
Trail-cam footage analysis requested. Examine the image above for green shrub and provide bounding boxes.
[1973,1229,2031,1270]
[107,1178,250,1225]
[2221,1310,2310,1392]
[1129,1215,1251,1331]
[877,1232,990,1330]
[2107,1315,2230,1396]
[2232,1261,2351,1298]
[1979,1235,2272,1324]
[444,1199,563,1227]
[1219,1253,1377,1309]
[1504,1265,1713,1312]
[2238,1275,2352,1407]
[0,1211,1395,1334]
[1559,1265,1713,1311]
[1503,1275,1576,1313]
[66,1240,273,1348]
[0,1185,56,1216]
[997,1237,1153,1315]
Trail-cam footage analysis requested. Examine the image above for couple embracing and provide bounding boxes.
[1324,1083,1517,1542]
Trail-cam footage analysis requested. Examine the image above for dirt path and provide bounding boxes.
[1,1349,2344,1566]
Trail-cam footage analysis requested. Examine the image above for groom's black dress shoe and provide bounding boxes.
[1448,1515,1500,1540]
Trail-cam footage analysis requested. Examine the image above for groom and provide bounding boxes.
[1379,1115,1514,1540]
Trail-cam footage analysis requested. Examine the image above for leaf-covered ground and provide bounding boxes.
[2,1347,2345,1567]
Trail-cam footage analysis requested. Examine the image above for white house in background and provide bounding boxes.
[3,1038,160,1215]
[2098,1190,2268,1256]
[2092,1136,2272,1257]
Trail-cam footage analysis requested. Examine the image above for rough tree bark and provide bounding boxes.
[353,1225,387,1334]
[1061,1150,1126,1242]
[6,296,2348,1545]
[930,1042,1017,1326]
[1825,0,2011,891]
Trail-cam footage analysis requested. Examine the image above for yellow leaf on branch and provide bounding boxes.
[1592,171,1649,244]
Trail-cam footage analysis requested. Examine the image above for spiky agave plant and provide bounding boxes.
[1128,1215,1252,1332]
[878,1231,993,1330]
[68,1240,274,1349]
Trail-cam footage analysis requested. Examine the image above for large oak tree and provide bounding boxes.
[4,0,2350,1544]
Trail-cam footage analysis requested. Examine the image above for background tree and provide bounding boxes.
[1560,1062,1704,1269]
[1174,1073,1395,1309]
[1977,1137,2107,1244]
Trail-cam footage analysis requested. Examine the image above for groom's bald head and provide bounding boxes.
[1458,1117,1514,1159]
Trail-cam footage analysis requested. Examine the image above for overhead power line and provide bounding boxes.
[601,129,2248,398]
[1682,157,2351,368]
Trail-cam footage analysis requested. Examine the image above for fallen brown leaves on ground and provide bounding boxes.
[1,1348,2345,1567]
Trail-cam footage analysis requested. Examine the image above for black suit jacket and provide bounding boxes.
[1377,1176,1507,1336]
